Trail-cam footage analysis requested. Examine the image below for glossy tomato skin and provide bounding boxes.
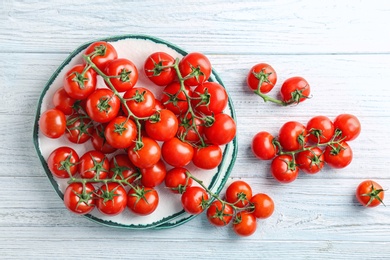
[109,154,138,184]
[39,109,66,139]
[179,52,211,86]
[105,58,138,92]
[278,121,307,151]
[47,146,79,178]
[181,186,209,215]
[91,124,117,154]
[161,137,194,167]
[296,147,324,174]
[104,116,137,149]
[246,63,277,94]
[63,182,96,215]
[140,160,167,187]
[128,136,161,169]
[192,145,222,170]
[307,115,335,144]
[324,141,353,169]
[144,52,176,86]
[86,89,120,123]
[145,109,179,142]
[65,114,93,144]
[233,211,257,237]
[84,41,118,71]
[164,167,193,194]
[204,113,236,146]
[280,76,310,104]
[250,193,274,219]
[177,115,204,143]
[356,180,385,207]
[251,131,278,160]
[97,182,127,216]
[123,87,156,118]
[52,87,77,115]
[160,82,192,115]
[79,150,109,180]
[225,180,253,208]
[333,114,361,141]
[127,186,159,216]
[271,155,299,183]
[63,64,97,100]
[206,200,233,227]
[192,82,228,115]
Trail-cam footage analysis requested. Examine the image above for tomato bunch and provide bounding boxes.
[39,41,237,217]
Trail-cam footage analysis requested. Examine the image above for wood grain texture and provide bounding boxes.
[1,0,390,259]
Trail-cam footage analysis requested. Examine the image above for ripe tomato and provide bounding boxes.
[278,121,307,151]
[104,116,137,149]
[164,167,193,194]
[122,87,156,118]
[192,82,228,115]
[47,146,79,178]
[192,145,222,170]
[144,52,176,86]
[179,52,211,86]
[271,155,299,183]
[204,113,236,146]
[128,136,161,169]
[79,150,109,180]
[181,186,209,215]
[63,182,95,215]
[246,63,277,94]
[177,115,204,143]
[63,64,97,100]
[140,160,167,187]
[232,211,257,237]
[145,109,179,141]
[307,115,335,144]
[225,180,252,208]
[161,137,194,167]
[105,58,138,92]
[84,41,118,71]
[295,147,324,174]
[90,124,117,154]
[206,200,233,227]
[356,180,385,207]
[97,182,127,216]
[250,193,274,219]
[280,76,310,104]
[251,131,278,160]
[39,108,66,138]
[52,87,77,115]
[65,114,93,144]
[160,82,192,115]
[324,141,353,168]
[333,114,361,141]
[127,186,159,215]
[85,88,120,123]
[109,154,138,184]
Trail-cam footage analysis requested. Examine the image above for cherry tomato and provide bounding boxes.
[333,114,361,141]
[104,116,137,149]
[144,52,176,86]
[280,76,310,104]
[105,58,138,92]
[52,87,77,115]
[79,150,109,180]
[164,167,193,194]
[246,63,277,94]
[63,64,97,100]
[251,131,278,160]
[181,186,209,215]
[324,141,353,169]
[47,146,79,178]
[250,193,275,219]
[122,87,156,118]
[84,41,118,71]
[307,115,335,144]
[90,124,117,154]
[204,113,236,146]
[232,211,257,237]
[145,109,179,141]
[192,145,222,170]
[39,109,66,138]
[225,180,252,208]
[160,82,192,115]
[192,82,228,115]
[206,200,233,227]
[177,115,204,143]
[161,137,194,167]
[85,88,120,123]
[63,182,95,215]
[271,155,299,183]
[128,136,161,169]
[65,114,93,144]
[296,147,324,174]
[109,154,138,184]
[179,52,211,86]
[278,121,307,151]
[356,180,385,207]
[140,160,167,188]
[127,186,159,216]
[97,182,127,216]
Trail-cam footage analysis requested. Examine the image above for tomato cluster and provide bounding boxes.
[39,41,237,217]
[252,114,361,183]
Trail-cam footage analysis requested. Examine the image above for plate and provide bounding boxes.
[33,35,237,229]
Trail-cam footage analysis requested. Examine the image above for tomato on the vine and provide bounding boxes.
[250,193,274,219]
[225,180,252,208]
[179,52,211,86]
[63,64,97,100]
[324,141,353,168]
[105,58,138,92]
[177,115,204,143]
[127,186,159,215]
[97,182,127,216]
[181,186,209,215]
[246,63,277,94]
[192,82,228,115]
[47,146,79,178]
[271,155,299,183]
[232,211,257,237]
[39,108,66,139]
[128,136,161,169]
[333,114,361,141]
[164,167,193,194]
[160,82,192,115]
[280,76,310,104]
[204,113,236,146]
[161,137,194,167]
[145,109,179,142]
[84,41,118,71]
[79,150,110,180]
[295,147,324,174]
[278,121,307,151]
[91,124,117,154]
[104,116,137,149]
[251,131,278,160]
[122,87,156,118]
[306,115,335,144]
[52,87,77,115]
[108,154,138,184]
[65,114,93,144]
[85,88,120,123]
[206,200,233,227]
[192,145,222,170]
[144,52,176,86]
[140,160,167,188]
[63,182,95,215]
[356,180,385,207]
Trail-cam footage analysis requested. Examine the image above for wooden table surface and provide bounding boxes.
[1,0,390,259]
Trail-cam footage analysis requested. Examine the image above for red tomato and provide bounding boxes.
[79,150,109,180]
[127,186,159,215]
[204,113,236,146]
[122,87,156,118]
[192,82,228,115]
[251,131,278,160]
[246,63,277,94]
[140,160,167,187]
[104,116,137,149]
[47,146,79,178]
[128,136,161,169]
[280,76,310,104]
[105,58,138,92]
[232,211,257,237]
[161,137,194,167]
[271,155,299,183]
[84,41,118,71]
[164,167,193,194]
[250,193,275,219]
[181,186,209,215]
[85,88,120,123]
[145,109,179,141]
[109,154,138,184]
[192,145,222,170]
[356,180,385,207]
[206,200,233,227]
[307,115,335,144]
[278,121,307,151]
[177,115,204,143]
[63,182,95,215]
[63,64,97,100]
[144,52,176,86]
[52,87,77,115]
[296,147,324,174]
[90,124,117,154]
[225,180,252,208]
[179,52,211,86]
[160,82,192,115]
[65,114,93,144]
[97,182,127,216]
[39,109,66,138]
[324,141,353,168]
[333,114,361,141]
